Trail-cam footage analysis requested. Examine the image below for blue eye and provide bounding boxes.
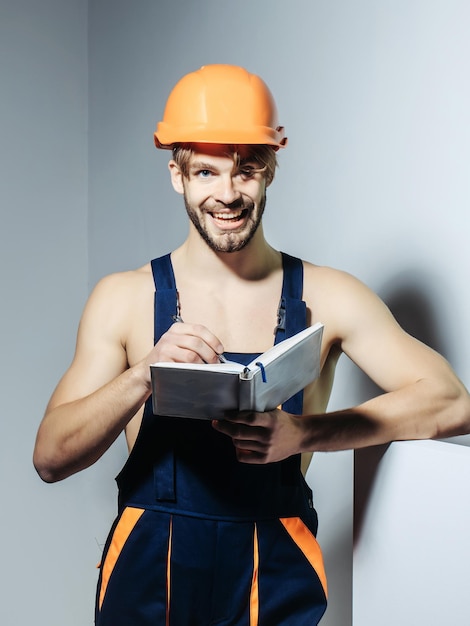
[198,169,212,178]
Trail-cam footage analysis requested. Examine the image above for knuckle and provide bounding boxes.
[193,323,207,334]
[185,350,203,364]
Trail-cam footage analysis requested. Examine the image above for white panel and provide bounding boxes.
[354,440,470,625]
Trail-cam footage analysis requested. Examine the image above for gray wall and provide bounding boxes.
[3,1,469,625]
[0,0,91,624]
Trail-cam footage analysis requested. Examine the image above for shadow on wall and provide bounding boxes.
[356,268,452,402]
[353,268,454,544]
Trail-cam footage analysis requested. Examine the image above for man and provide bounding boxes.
[33,65,470,625]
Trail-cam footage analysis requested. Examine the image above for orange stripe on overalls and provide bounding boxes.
[250,523,260,626]
[166,516,173,626]
[99,507,145,609]
[279,517,328,598]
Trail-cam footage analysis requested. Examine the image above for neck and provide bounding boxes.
[173,223,280,281]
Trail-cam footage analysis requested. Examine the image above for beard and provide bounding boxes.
[183,192,266,253]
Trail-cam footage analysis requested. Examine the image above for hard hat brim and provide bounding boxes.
[154,124,287,151]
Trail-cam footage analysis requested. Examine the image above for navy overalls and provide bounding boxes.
[95,252,327,625]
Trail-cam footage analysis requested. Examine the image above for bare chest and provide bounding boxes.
[124,262,341,388]
[179,290,282,354]
[123,278,284,365]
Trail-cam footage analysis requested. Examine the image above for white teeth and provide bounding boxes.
[212,211,243,220]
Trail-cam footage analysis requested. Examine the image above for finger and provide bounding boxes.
[213,420,267,442]
[221,411,259,424]
[165,324,224,363]
[232,438,267,453]
[171,322,224,357]
[153,338,208,364]
[235,448,267,464]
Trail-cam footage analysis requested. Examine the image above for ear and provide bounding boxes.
[168,160,184,195]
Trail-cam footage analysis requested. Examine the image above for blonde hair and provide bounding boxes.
[172,144,278,186]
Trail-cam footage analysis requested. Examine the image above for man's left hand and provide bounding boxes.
[212,409,305,464]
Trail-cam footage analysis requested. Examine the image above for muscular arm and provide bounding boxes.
[33,271,224,483]
[214,268,470,462]
[310,271,470,449]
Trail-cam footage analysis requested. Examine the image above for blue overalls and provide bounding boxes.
[95,253,327,625]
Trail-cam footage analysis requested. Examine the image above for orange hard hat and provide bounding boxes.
[154,64,287,150]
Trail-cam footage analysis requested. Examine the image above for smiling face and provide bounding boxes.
[169,145,270,253]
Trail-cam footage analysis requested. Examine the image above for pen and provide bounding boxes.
[171,314,227,363]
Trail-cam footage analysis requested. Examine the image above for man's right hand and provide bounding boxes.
[144,321,224,371]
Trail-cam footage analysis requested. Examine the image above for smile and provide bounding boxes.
[210,209,249,221]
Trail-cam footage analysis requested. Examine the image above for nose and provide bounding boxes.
[214,174,241,206]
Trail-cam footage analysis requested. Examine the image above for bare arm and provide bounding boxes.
[214,269,470,462]
[33,272,224,482]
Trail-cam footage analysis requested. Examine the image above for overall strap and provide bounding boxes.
[275,252,307,415]
[150,254,179,344]
[149,253,179,501]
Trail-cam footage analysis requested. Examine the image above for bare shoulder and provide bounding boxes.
[83,264,153,330]
[302,260,382,313]
[88,263,152,304]
[73,263,155,369]
[301,260,397,344]
[300,259,466,397]
[47,264,154,409]
[302,259,372,295]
